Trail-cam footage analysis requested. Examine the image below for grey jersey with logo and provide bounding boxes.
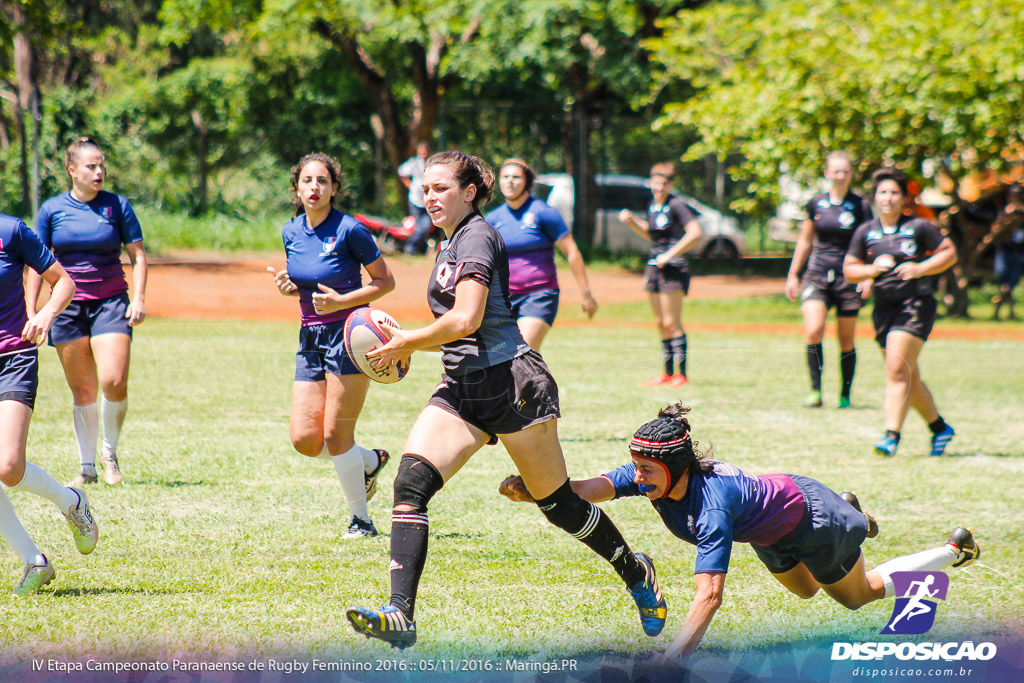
[427,213,529,375]
[847,216,945,301]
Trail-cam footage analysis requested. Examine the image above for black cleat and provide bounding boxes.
[840,491,879,539]
[946,526,980,568]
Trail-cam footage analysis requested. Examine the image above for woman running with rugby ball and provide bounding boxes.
[501,403,980,660]
[619,163,702,388]
[485,158,597,349]
[1,212,98,595]
[347,152,664,649]
[26,138,147,487]
[267,153,394,539]
[785,152,874,408]
[844,168,958,457]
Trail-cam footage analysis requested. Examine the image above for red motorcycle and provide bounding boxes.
[354,213,442,254]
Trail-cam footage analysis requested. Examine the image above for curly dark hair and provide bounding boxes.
[289,152,345,216]
[871,167,909,197]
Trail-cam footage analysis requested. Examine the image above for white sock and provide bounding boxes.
[872,546,958,598]
[12,463,79,513]
[357,444,379,474]
[331,445,369,521]
[101,397,127,457]
[73,402,99,469]
[0,488,42,563]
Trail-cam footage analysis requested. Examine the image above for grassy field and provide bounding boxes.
[1,296,1021,679]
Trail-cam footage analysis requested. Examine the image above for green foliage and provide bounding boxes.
[649,0,1024,211]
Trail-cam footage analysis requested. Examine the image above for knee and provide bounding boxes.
[886,361,910,383]
[393,454,444,512]
[323,430,354,455]
[535,480,593,534]
[0,457,25,487]
[789,584,820,600]
[70,385,98,404]
[835,595,868,611]
[100,374,129,401]
[290,433,323,458]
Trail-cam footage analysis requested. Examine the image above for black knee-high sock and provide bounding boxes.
[807,343,824,392]
[388,455,444,620]
[535,480,646,587]
[389,512,430,619]
[661,339,673,376]
[670,334,687,377]
[840,349,857,398]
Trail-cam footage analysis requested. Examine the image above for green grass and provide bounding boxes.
[137,209,292,254]
[1,302,1021,675]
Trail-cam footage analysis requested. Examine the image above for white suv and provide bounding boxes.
[535,173,746,259]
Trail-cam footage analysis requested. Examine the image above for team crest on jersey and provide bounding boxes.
[838,211,855,228]
[523,213,537,228]
[687,514,696,535]
[436,262,464,290]
[655,212,670,229]
[867,229,883,241]
[100,206,113,221]
[817,199,831,210]
[900,240,917,257]
[321,236,338,255]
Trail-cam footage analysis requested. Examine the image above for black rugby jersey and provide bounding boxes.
[847,216,945,301]
[647,196,698,267]
[427,212,529,375]
[805,191,873,272]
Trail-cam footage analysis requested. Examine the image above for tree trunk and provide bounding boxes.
[191,109,209,215]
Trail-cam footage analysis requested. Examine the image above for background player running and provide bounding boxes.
[785,152,874,408]
[844,168,958,458]
[0,213,98,595]
[347,151,664,649]
[267,153,394,539]
[619,163,702,388]
[500,403,981,660]
[26,137,147,487]
[485,158,597,350]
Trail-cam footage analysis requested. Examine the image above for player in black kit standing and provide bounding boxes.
[844,168,957,458]
[346,152,665,649]
[786,152,873,408]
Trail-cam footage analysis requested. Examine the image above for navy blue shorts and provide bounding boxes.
[800,268,863,317]
[49,292,133,346]
[751,474,868,585]
[294,318,360,382]
[644,263,691,294]
[872,296,937,348]
[510,289,560,326]
[0,349,39,410]
[428,349,560,445]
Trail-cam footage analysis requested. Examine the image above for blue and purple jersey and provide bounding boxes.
[282,209,382,327]
[34,191,143,302]
[485,198,569,294]
[1,215,57,355]
[603,461,806,574]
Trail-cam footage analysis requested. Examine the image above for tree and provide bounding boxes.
[648,0,1024,313]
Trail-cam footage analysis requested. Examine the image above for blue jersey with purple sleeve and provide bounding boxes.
[1,215,57,354]
[34,191,143,302]
[282,209,382,327]
[602,461,806,574]
[485,197,570,294]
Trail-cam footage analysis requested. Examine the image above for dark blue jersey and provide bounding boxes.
[847,215,945,301]
[603,461,805,574]
[805,191,873,272]
[34,191,143,301]
[427,213,529,375]
[1,215,57,354]
[282,209,382,326]
[486,197,569,294]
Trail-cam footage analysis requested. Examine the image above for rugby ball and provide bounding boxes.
[343,307,409,384]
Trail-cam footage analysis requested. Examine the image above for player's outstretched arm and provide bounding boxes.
[663,572,726,661]
[499,474,615,504]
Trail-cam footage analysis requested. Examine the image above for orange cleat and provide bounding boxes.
[668,374,688,388]
[641,373,672,387]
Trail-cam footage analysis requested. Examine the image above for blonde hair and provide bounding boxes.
[64,137,102,172]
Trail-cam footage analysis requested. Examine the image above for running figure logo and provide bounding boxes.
[883,571,949,635]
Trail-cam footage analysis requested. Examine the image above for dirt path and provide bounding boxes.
[134,255,1023,341]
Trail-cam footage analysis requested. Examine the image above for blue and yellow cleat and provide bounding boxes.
[347,605,417,649]
[628,552,667,637]
[874,434,898,458]
[930,425,955,457]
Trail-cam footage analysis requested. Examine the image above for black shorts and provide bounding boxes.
[428,348,560,444]
[49,292,133,346]
[872,296,937,348]
[0,349,39,410]
[751,475,867,585]
[644,263,690,294]
[799,268,863,316]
